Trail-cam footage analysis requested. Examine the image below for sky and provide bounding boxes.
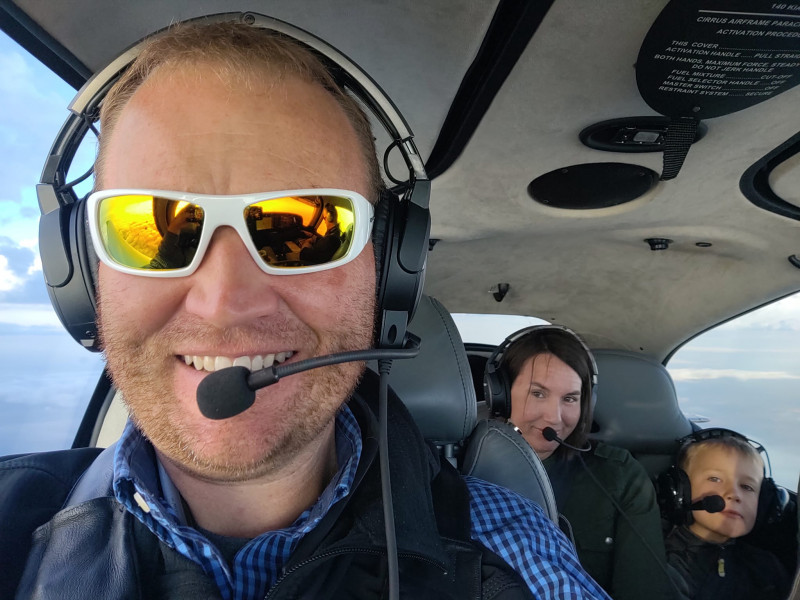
[0,30,797,489]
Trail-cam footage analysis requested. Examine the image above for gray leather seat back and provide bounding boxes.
[375,296,557,523]
[591,349,693,478]
[370,295,477,445]
[461,420,559,522]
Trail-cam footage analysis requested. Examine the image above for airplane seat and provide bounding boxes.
[374,295,559,523]
[590,349,694,481]
[459,419,559,523]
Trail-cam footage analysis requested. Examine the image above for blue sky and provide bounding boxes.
[0,30,797,488]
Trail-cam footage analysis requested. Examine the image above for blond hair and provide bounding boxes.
[679,435,764,478]
[95,20,381,197]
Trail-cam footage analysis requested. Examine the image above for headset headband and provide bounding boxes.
[39,11,429,215]
[487,324,598,385]
[677,427,771,477]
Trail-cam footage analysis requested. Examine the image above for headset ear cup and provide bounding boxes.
[589,383,598,416]
[484,361,511,419]
[497,367,512,419]
[372,187,429,348]
[371,188,393,300]
[39,199,99,351]
[754,476,782,531]
[371,188,395,348]
[82,202,99,290]
[657,465,692,525]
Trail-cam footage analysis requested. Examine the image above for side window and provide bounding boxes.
[0,32,105,455]
[667,293,800,489]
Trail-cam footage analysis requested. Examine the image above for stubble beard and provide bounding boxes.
[98,297,375,483]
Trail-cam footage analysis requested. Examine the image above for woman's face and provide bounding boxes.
[508,353,582,459]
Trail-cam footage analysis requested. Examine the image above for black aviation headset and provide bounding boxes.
[483,325,598,420]
[37,11,431,353]
[656,427,783,529]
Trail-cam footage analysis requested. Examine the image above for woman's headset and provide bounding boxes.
[37,11,430,352]
[656,427,783,529]
[483,325,598,419]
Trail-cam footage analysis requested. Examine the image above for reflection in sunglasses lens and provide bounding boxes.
[247,196,354,269]
[97,195,203,270]
[97,194,356,272]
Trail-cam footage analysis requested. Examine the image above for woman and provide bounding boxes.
[485,326,675,600]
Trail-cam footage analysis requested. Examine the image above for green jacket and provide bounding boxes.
[544,442,675,600]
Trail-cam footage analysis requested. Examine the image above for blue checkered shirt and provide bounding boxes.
[113,408,609,600]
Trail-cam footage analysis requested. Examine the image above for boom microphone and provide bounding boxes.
[689,495,725,514]
[196,337,420,419]
[541,426,592,452]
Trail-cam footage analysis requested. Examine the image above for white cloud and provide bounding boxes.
[0,255,23,291]
[722,293,800,331]
[28,254,42,275]
[0,302,61,327]
[682,345,798,354]
[670,368,800,382]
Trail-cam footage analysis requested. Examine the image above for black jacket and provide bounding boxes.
[664,524,789,600]
[544,443,673,600]
[0,377,533,600]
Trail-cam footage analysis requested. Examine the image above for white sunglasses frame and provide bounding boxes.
[87,188,375,277]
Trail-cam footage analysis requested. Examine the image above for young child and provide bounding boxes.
[664,434,789,600]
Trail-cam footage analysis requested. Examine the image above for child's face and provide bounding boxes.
[686,445,762,544]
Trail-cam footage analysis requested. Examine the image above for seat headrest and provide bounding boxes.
[461,420,559,522]
[591,349,693,453]
[370,295,476,445]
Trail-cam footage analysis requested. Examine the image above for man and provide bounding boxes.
[299,203,343,264]
[0,19,610,600]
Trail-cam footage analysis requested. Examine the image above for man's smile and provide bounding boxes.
[181,351,295,373]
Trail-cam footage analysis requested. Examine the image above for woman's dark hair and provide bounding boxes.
[502,327,594,460]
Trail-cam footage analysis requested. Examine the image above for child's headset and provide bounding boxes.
[483,325,598,419]
[37,11,430,352]
[656,427,782,528]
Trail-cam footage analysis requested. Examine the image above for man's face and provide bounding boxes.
[686,445,763,543]
[97,64,376,481]
[508,353,582,459]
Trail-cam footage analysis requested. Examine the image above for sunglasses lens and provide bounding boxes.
[94,192,361,273]
[96,194,204,270]
[245,194,356,269]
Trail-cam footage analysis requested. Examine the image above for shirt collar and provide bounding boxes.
[113,405,362,531]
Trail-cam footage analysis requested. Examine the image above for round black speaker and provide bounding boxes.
[528,162,659,210]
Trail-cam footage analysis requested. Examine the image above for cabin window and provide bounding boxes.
[666,293,800,489]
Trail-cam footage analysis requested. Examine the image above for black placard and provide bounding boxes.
[637,1,800,119]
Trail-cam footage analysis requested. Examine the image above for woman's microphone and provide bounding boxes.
[541,426,592,452]
[196,337,420,419]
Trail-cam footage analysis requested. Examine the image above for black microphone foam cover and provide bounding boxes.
[542,427,558,442]
[690,495,725,513]
[196,366,255,420]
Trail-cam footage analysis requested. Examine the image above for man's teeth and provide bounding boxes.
[183,352,294,373]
